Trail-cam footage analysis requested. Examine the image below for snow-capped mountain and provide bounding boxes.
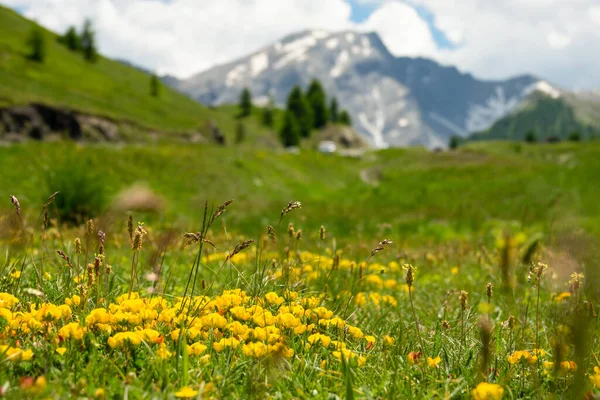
[169,30,554,148]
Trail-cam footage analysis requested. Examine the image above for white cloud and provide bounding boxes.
[2,0,600,88]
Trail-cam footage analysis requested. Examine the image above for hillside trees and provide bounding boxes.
[239,88,253,117]
[280,111,301,147]
[307,79,328,129]
[80,19,98,62]
[286,86,313,138]
[27,26,45,63]
[150,74,160,97]
[58,26,80,51]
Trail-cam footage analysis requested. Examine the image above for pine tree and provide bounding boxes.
[239,88,252,117]
[449,135,461,150]
[286,86,313,138]
[150,74,160,97]
[280,111,301,147]
[80,19,98,63]
[338,110,352,127]
[306,79,328,129]
[329,97,339,123]
[262,99,274,128]
[59,26,80,51]
[27,26,45,63]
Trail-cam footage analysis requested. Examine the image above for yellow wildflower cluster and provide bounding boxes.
[0,288,377,369]
[507,349,546,365]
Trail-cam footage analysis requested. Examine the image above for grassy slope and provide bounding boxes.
[1,141,599,243]
[0,5,279,144]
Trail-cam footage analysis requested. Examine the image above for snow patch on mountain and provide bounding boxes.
[325,38,339,49]
[524,80,561,99]
[330,50,350,78]
[226,64,248,87]
[465,87,521,133]
[250,52,269,77]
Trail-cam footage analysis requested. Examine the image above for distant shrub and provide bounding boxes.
[524,130,537,143]
[58,26,80,51]
[449,135,461,150]
[568,131,581,142]
[45,156,108,224]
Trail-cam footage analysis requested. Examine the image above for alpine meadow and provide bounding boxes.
[1,3,600,400]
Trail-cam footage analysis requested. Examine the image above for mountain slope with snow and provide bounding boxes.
[169,30,544,148]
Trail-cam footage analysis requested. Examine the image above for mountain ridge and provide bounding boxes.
[168,29,543,148]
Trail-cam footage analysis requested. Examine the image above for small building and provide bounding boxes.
[318,140,337,153]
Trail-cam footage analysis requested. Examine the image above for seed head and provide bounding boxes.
[404,264,415,288]
[132,224,147,251]
[9,195,21,218]
[98,230,106,256]
[43,191,60,208]
[442,320,450,330]
[280,200,302,223]
[486,282,493,301]
[266,225,276,243]
[226,240,255,261]
[74,238,83,255]
[569,272,584,291]
[295,229,302,240]
[288,223,295,238]
[371,239,393,258]
[459,290,469,310]
[506,315,515,330]
[43,211,50,232]
[87,219,95,236]
[56,250,73,269]
[211,200,233,224]
[127,215,134,244]
[528,262,548,286]
[320,225,326,240]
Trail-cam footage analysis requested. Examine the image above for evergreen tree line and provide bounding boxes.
[238,80,352,147]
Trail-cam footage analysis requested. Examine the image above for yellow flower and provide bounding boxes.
[175,386,198,398]
[383,335,395,346]
[56,347,67,356]
[427,356,441,368]
[451,267,459,275]
[407,351,420,365]
[95,388,106,399]
[10,270,21,279]
[65,295,81,307]
[554,292,571,302]
[590,367,600,388]
[472,382,504,400]
[156,344,173,359]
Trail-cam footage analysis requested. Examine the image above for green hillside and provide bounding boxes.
[471,93,600,141]
[0,5,277,142]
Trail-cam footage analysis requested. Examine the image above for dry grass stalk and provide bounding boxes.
[226,240,255,262]
[56,250,73,269]
[279,200,302,223]
[43,191,60,208]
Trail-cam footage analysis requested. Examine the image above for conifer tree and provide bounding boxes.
[262,99,274,127]
[280,111,301,147]
[306,79,328,129]
[59,26,80,51]
[150,74,160,97]
[27,26,45,63]
[286,86,313,138]
[339,110,352,127]
[329,97,339,123]
[239,88,253,117]
[80,19,98,62]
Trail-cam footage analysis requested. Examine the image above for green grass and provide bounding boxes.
[1,141,600,244]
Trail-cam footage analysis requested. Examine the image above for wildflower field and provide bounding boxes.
[1,142,600,399]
